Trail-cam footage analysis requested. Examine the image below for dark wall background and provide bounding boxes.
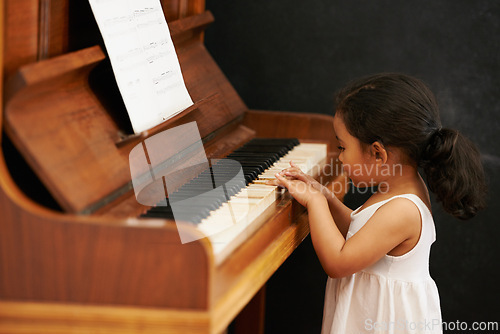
[204,1,500,333]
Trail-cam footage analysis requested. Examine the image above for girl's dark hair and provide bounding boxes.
[335,73,486,220]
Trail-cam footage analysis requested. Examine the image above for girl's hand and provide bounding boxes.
[267,161,325,193]
[274,171,324,208]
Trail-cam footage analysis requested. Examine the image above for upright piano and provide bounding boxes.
[0,0,346,333]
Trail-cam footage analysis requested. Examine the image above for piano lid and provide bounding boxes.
[2,0,248,213]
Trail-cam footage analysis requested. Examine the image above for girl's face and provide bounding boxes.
[333,114,380,187]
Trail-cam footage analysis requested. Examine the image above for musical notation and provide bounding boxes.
[88,0,193,133]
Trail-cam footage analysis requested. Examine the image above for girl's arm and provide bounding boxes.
[274,172,421,278]
[317,184,352,237]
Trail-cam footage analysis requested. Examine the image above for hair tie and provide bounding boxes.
[420,127,443,163]
[427,127,442,146]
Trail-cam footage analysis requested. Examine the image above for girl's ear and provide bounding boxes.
[370,141,388,164]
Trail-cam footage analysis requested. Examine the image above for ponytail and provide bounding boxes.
[420,128,487,220]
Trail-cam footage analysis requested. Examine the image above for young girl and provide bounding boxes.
[272,73,486,333]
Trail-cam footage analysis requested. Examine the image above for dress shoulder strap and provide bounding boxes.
[387,194,436,243]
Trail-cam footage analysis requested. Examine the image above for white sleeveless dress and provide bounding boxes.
[321,194,442,334]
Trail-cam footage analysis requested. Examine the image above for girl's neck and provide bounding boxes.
[375,163,427,198]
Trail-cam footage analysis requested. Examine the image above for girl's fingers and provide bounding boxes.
[265,179,280,186]
[283,167,302,175]
[284,169,307,182]
[275,172,291,188]
[275,172,285,181]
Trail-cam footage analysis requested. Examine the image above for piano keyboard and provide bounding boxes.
[141,138,327,264]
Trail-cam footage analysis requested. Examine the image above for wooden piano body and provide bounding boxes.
[0,0,346,332]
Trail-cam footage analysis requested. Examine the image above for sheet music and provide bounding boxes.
[88,0,193,134]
